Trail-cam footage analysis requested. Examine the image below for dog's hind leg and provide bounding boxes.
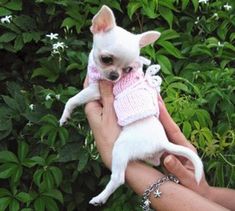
[89,132,129,206]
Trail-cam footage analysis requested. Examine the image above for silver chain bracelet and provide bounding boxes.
[141,174,179,211]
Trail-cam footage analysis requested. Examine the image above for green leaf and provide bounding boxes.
[43,171,54,189]
[12,165,23,183]
[0,163,18,179]
[22,158,38,168]
[142,1,158,19]
[158,40,183,58]
[0,197,11,211]
[217,20,229,41]
[47,130,57,146]
[0,33,16,43]
[34,197,45,211]
[183,121,192,139]
[31,67,59,82]
[168,82,189,93]
[77,149,89,171]
[43,197,59,211]
[45,154,58,165]
[0,188,11,197]
[13,15,36,31]
[14,35,24,51]
[0,151,18,163]
[40,114,58,126]
[43,189,63,203]
[30,156,45,166]
[156,54,172,74]
[159,6,174,28]
[191,44,212,57]
[50,167,62,187]
[58,127,69,145]
[33,169,44,186]
[18,141,29,162]
[66,63,80,72]
[9,199,19,211]
[0,119,12,140]
[0,7,11,15]
[2,95,19,111]
[127,2,142,19]
[182,0,189,10]
[61,17,76,29]
[57,142,81,162]
[230,32,235,42]
[192,0,199,12]
[22,32,33,43]
[159,29,179,41]
[16,192,32,203]
[39,125,55,141]
[4,0,22,11]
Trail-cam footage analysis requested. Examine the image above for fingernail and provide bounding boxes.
[164,155,174,166]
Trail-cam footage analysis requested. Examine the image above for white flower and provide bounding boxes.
[46,33,59,40]
[29,104,35,111]
[52,49,60,55]
[26,121,33,127]
[55,94,61,100]
[195,17,200,24]
[224,3,232,11]
[45,94,52,101]
[217,41,224,47]
[217,41,224,51]
[212,13,219,20]
[52,42,67,51]
[199,0,209,4]
[1,15,12,24]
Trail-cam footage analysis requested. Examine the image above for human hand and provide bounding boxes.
[158,96,210,198]
[84,80,121,169]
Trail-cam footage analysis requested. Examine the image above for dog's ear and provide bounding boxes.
[90,5,116,34]
[138,31,161,48]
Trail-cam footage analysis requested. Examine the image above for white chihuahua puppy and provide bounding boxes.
[60,5,203,206]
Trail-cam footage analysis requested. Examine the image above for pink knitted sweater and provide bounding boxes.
[88,54,160,126]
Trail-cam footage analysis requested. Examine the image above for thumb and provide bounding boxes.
[99,80,114,101]
[99,80,118,125]
[164,155,193,184]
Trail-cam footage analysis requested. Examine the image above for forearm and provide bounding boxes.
[125,162,229,211]
[208,186,235,210]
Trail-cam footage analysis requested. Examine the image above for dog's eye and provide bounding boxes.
[123,66,133,73]
[100,55,113,65]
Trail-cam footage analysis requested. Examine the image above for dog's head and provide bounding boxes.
[90,5,161,82]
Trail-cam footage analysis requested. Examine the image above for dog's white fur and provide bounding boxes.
[59,5,203,206]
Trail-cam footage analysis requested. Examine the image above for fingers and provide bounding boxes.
[158,96,196,151]
[164,155,194,185]
[99,80,118,126]
[85,101,102,129]
[99,80,114,103]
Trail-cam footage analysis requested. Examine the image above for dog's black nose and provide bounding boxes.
[109,71,119,81]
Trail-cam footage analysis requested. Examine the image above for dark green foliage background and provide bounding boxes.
[0,0,234,210]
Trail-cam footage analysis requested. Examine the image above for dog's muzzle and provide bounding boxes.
[109,71,119,81]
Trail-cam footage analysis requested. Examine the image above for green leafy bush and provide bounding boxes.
[0,0,234,210]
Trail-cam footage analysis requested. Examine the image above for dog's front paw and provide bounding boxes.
[59,113,70,126]
[59,117,67,126]
[89,195,107,206]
